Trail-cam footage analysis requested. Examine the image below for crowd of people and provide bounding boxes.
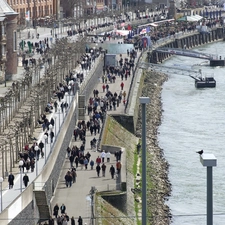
[48,203,83,225]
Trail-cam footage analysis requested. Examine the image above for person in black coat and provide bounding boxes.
[53,203,59,218]
[23,174,29,187]
[50,131,54,143]
[71,216,75,225]
[39,141,44,157]
[8,173,15,189]
[96,165,101,177]
[78,216,83,225]
[110,165,115,179]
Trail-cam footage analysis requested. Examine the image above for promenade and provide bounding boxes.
[50,40,141,224]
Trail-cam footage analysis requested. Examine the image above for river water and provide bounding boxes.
[158,41,225,225]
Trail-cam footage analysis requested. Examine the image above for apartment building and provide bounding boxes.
[7,0,59,25]
[0,0,18,81]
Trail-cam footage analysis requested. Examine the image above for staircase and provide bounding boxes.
[34,191,50,223]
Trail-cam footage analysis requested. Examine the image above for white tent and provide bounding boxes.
[115,30,129,36]
[186,15,203,22]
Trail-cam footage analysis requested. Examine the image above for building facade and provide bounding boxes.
[0,0,18,82]
[7,0,58,26]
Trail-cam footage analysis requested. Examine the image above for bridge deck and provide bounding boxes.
[155,47,217,60]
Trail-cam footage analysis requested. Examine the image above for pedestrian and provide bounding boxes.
[57,215,63,225]
[69,154,75,168]
[96,164,101,177]
[110,165,115,179]
[39,141,44,158]
[8,173,15,189]
[116,160,122,175]
[106,151,111,162]
[65,171,72,187]
[101,163,106,177]
[122,90,126,99]
[75,156,79,168]
[120,82,124,90]
[102,84,106,92]
[90,159,94,169]
[101,150,106,163]
[53,203,59,218]
[71,216,75,225]
[96,156,101,165]
[23,173,29,187]
[71,168,77,183]
[84,158,88,169]
[48,216,54,225]
[78,216,83,225]
[44,131,49,143]
[50,131,54,143]
[54,100,58,112]
[60,203,66,214]
[62,217,68,225]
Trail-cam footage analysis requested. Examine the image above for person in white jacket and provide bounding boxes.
[101,150,106,163]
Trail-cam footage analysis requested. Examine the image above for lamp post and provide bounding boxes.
[19,160,24,193]
[200,153,217,225]
[139,97,150,225]
[34,146,39,176]
[43,134,47,163]
[0,176,3,212]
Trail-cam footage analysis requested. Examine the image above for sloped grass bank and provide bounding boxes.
[97,116,138,225]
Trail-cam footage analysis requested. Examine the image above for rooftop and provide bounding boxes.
[0,0,17,16]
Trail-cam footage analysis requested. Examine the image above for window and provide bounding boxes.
[13,31,17,51]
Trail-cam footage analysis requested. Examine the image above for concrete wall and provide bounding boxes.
[101,192,127,214]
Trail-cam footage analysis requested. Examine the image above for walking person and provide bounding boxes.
[120,82,124,90]
[53,203,59,219]
[39,141,44,158]
[116,161,122,175]
[101,150,106,163]
[48,216,54,225]
[96,164,101,177]
[50,131,54,143]
[78,216,83,225]
[71,216,75,225]
[60,203,66,214]
[23,173,29,187]
[110,165,115,179]
[106,151,111,162]
[101,163,106,177]
[90,159,94,169]
[71,167,77,183]
[8,173,15,189]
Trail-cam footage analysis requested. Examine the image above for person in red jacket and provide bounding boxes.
[120,82,124,90]
[96,156,101,165]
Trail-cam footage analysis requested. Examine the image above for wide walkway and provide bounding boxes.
[51,40,140,224]
[0,49,101,212]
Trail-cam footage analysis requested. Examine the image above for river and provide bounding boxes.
[158,41,225,225]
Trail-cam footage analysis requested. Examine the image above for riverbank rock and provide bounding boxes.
[136,70,172,224]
